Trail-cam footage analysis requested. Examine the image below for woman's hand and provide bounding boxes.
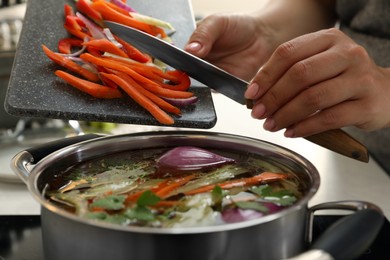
[245,28,390,137]
[184,13,274,81]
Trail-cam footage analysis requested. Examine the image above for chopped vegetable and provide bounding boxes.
[42,1,196,125]
[46,146,301,228]
[55,70,123,99]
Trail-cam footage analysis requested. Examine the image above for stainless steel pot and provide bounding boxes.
[11,131,384,260]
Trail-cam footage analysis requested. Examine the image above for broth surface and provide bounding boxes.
[45,146,304,228]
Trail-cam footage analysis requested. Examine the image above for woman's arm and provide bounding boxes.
[253,0,338,50]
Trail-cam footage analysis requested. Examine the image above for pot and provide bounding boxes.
[11,131,384,260]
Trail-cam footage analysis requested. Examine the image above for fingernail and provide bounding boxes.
[185,41,202,52]
[245,83,260,99]
[284,128,295,137]
[263,118,276,131]
[251,103,266,119]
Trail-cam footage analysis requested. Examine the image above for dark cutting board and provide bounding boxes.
[4,0,217,129]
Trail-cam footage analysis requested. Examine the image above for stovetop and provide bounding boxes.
[0,215,389,260]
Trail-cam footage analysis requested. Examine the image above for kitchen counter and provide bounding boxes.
[0,92,389,219]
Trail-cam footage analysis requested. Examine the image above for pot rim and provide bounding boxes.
[25,130,320,234]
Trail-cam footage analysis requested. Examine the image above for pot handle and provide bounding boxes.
[11,133,103,183]
[288,200,384,260]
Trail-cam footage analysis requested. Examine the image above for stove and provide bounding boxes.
[0,215,389,259]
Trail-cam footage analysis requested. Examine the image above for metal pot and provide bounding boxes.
[11,131,384,260]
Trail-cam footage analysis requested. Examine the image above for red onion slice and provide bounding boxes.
[156,146,236,173]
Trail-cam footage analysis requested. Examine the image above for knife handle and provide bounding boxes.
[304,129,369,163]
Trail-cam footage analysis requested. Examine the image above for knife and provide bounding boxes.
[105,21,369,163]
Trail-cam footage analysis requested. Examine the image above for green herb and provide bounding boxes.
[125,206,156,222]
[250,185,271,196]
[121,190,162,223]
[235,201,269,213]
[90,195,126,210]
[251,185,297,206]
[137,190,161,207]
[211,185,224,211]
[85,212,129,225]
[266,195,297,206]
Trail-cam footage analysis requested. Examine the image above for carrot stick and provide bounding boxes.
[155,174,197,198]
[185,172,288,195]
[55,70,123,99]
[63,23,91,40]
[42,44,99,82]
[104,55,163,81]
[81,54,194,98]
[109,70,181,115]
[125,180,169,203]
[100,73,175,125]
[91,0,166,37]
[80,53,160,89]
[83,39,129,58]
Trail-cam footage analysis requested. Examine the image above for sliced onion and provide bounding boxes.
[59,44,87,58]
[76,12,105,39]
[162,96,198,107]
[110,0,136,12]
[156,146,236,173]
[102,28,123,49]
[221,208,264,223]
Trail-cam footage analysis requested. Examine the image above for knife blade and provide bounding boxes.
[105,21,369,163]
[106,21,248,105]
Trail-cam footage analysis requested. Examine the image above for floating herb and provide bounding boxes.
[90,195,126,210]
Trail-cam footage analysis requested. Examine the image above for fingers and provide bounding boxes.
[245,30,334,101]
[184,15,226,58]
[244,28,370,136]
[284,100,366,137]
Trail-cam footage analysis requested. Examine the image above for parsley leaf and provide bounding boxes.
[137,190,161,207]
[90,195,126,210]
[125,206,156,222]
[235,201,269,213]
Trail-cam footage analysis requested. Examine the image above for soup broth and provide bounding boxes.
[45,146,305,228]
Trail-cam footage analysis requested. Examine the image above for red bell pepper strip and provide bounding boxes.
[58,38,83,54]
[157,70,191,91]
[114,35,151,63]
[64,4,75,17]
[55,70,123,99]
[82,38,129,58]
[64,15,85,32]
[42,44,99,82]
[76,0,103,25]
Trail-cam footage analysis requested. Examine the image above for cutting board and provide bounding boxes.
[5,0,217,129]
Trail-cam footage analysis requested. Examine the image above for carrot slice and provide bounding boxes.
[80,53,160,89]
[42,44,99,82]
[80,53,194,98]
[83,39,128,58]
[91,0,166,37]
[154,174,196,198]
[185,172,288,195]
[100,73,175,125]
[55,70,123,99]
[109,70,181,115]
